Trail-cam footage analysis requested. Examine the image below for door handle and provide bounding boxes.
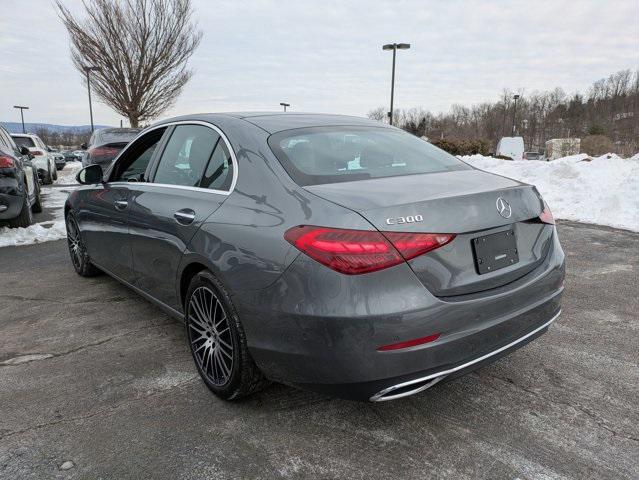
[114,200,128,210]
[174,209,196,225]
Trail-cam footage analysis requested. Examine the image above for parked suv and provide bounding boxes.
[0,126,42,227]
[82,128,140,168]
[11,133,57,184]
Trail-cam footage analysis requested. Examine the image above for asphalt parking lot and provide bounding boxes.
[0,220,637,479]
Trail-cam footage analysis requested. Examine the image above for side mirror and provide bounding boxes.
[19,146,30,156]
[80,143,88,150]
[76,164,104,185]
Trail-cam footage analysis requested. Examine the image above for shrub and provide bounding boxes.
[429,138,491,156]
[580,135,613,156]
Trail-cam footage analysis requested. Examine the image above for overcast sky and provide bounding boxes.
[1,0,637,126]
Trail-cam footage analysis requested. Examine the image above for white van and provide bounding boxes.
[495,137,524,161]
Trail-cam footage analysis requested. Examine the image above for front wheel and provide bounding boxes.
[185,271,267,400]
[66,213,101,277]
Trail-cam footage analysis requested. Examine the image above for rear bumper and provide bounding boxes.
[0,192,24,220]
[237,228,565,401]
[369,309,559,401]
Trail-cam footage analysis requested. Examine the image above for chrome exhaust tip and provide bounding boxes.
[369,374,448,402]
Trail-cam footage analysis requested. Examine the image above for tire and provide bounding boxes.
[9,194,34,228]
[42,168,52,185]
[65,213,101,277]
[185,271,268,400]
[31,176,43,213]
[52,168,58,181]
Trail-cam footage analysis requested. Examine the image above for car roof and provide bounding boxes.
[10,133,39,138]
[154,112,391,134]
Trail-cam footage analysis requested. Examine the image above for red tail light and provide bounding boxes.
[0,155,15,168]
[539,203,555,225]
[284,226,455,275]
[88,146,121,163]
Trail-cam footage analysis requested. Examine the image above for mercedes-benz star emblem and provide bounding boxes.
[496,197,512,218]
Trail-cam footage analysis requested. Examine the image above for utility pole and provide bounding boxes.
[13,106,29,133]
[382,43,410,126]
[84,66,101,132]
[512,94,520,136]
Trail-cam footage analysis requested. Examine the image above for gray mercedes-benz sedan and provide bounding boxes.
[65,113,565,402]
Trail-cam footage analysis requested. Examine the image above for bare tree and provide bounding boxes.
[57,0,202,127]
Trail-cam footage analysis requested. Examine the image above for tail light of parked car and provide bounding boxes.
[0,155,15,168]
[539,203,555,225]
[284,225,455,275]
[88,146,122,164]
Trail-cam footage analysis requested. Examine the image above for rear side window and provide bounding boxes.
[200,140,233,191]
[12,136,35,148]
[153,125,220,187]
[268,126,471,186]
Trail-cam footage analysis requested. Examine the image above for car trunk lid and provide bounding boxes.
[305,169,552,296]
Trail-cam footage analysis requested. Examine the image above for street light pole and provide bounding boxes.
[280,102,290,112]
[84,66,101,132]
[382,43,410,126]
[512,94,520,136]
[13,106,29,133]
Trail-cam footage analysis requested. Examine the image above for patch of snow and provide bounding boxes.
[460,153,639,232]
[0,162,82,248]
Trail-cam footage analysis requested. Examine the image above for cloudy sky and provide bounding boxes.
[0,0,637,126]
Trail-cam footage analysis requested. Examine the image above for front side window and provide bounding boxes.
[110,128,165,182]
[153,125,220,187]
[268,126,471,186]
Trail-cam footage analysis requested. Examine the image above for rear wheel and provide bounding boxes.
[9,195,34,228]
[52,168,57,181]
[31,178,42,213]
[66,213,101,277]
[42,168,52,185]
[185,271,267,400]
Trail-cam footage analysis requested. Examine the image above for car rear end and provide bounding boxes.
[523,151,542,161]
[244,124,565,401]
[53,153,66,170]
[84,128,140,168]
[0,147,28,221]
[11,135,48,176]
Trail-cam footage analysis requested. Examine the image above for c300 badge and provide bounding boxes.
[385,214,423,225]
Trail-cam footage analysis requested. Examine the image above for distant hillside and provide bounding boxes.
[1,122,112,134]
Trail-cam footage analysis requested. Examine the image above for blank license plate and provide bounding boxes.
[472,230,519,274]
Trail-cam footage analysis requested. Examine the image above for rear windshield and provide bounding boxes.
[268,126,471,186]
[93,129,140,146]
[12,136,35,148]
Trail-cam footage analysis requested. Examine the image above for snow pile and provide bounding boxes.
[461,153,639,232]
[0,162,82,248]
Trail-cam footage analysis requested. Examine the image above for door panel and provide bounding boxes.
[77,184,134,280]
[128,185,226,308]
[127,123,234,309]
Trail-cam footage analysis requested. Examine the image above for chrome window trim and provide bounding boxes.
[109,119,238,196]
[370,309,561,402]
